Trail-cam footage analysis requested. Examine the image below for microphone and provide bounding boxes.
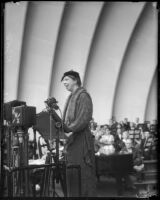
[44,97,71,133]
[44,97,59,110]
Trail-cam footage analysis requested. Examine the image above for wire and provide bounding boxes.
[58,108,65,141]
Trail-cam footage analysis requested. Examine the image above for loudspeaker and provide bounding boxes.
[12,105,36,127]
[3,100,26,121]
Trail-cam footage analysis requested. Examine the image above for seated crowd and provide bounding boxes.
[90,117,157,158]
[28,117,157,164]
[90,117,158,182]
[27,117,157,186]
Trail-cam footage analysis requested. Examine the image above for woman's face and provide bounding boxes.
[147,123,150,128]
[130,122,134,127]
[117,124,121,129]
[122,131,128,139]
[63,76,77,92]
[126,140,132,149]
[144,131,150,138]
[117,128,121,134]
[105,128,110,135]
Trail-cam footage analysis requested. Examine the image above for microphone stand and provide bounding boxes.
[53,120,67,197]
[44,98,67,197]
[48,108,62,182]
[49,114,53,164]
[44,97,81,197]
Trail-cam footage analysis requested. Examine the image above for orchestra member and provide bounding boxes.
[93,125,103,141]
[90,118,97,132]
[122,118,130,131]
[96,126,115,156]
[133,144,144,182]
[141,131,154,160]
[108,117,117,136]
[129,122,134,136]
[134,117,140,129]
[119,131,136,192]
[114,127,124,153]
[61,70,96,197]
[120,131,133,154]
[93,125,103,153]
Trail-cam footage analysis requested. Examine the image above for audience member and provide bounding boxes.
[134,117,140,129]
[92,125,101,139]
[90,118,97,132]
[130,122,135,129]
[117,123,122,129]
[114,127,125,153]
[150,136,158,159]
[120,137,133,154]
[93,125,104,152]
[96,127,115,156]
[109,117,118,136]
[132,143,144,182]
[141,130,154,160]
[142,121,150,132]
[121,131,131,145]
[122,118,130,131]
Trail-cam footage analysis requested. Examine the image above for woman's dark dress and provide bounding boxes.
[63,87,96,197]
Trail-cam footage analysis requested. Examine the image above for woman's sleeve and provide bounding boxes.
[67,92,93,133]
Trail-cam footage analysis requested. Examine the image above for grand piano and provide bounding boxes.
[95,153,134,195]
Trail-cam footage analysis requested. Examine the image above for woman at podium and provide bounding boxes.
[61,70,96,197]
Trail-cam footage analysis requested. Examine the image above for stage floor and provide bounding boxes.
[3,174,157,197]
[54,175,137,197]
[96,176,137,197]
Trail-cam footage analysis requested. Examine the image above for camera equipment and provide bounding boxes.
[3,100,26,121]
[10,105,36,167]
[3,102,37,196]
[3,99,81,197]
[12,105,36,127]
[3,101,27,167]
